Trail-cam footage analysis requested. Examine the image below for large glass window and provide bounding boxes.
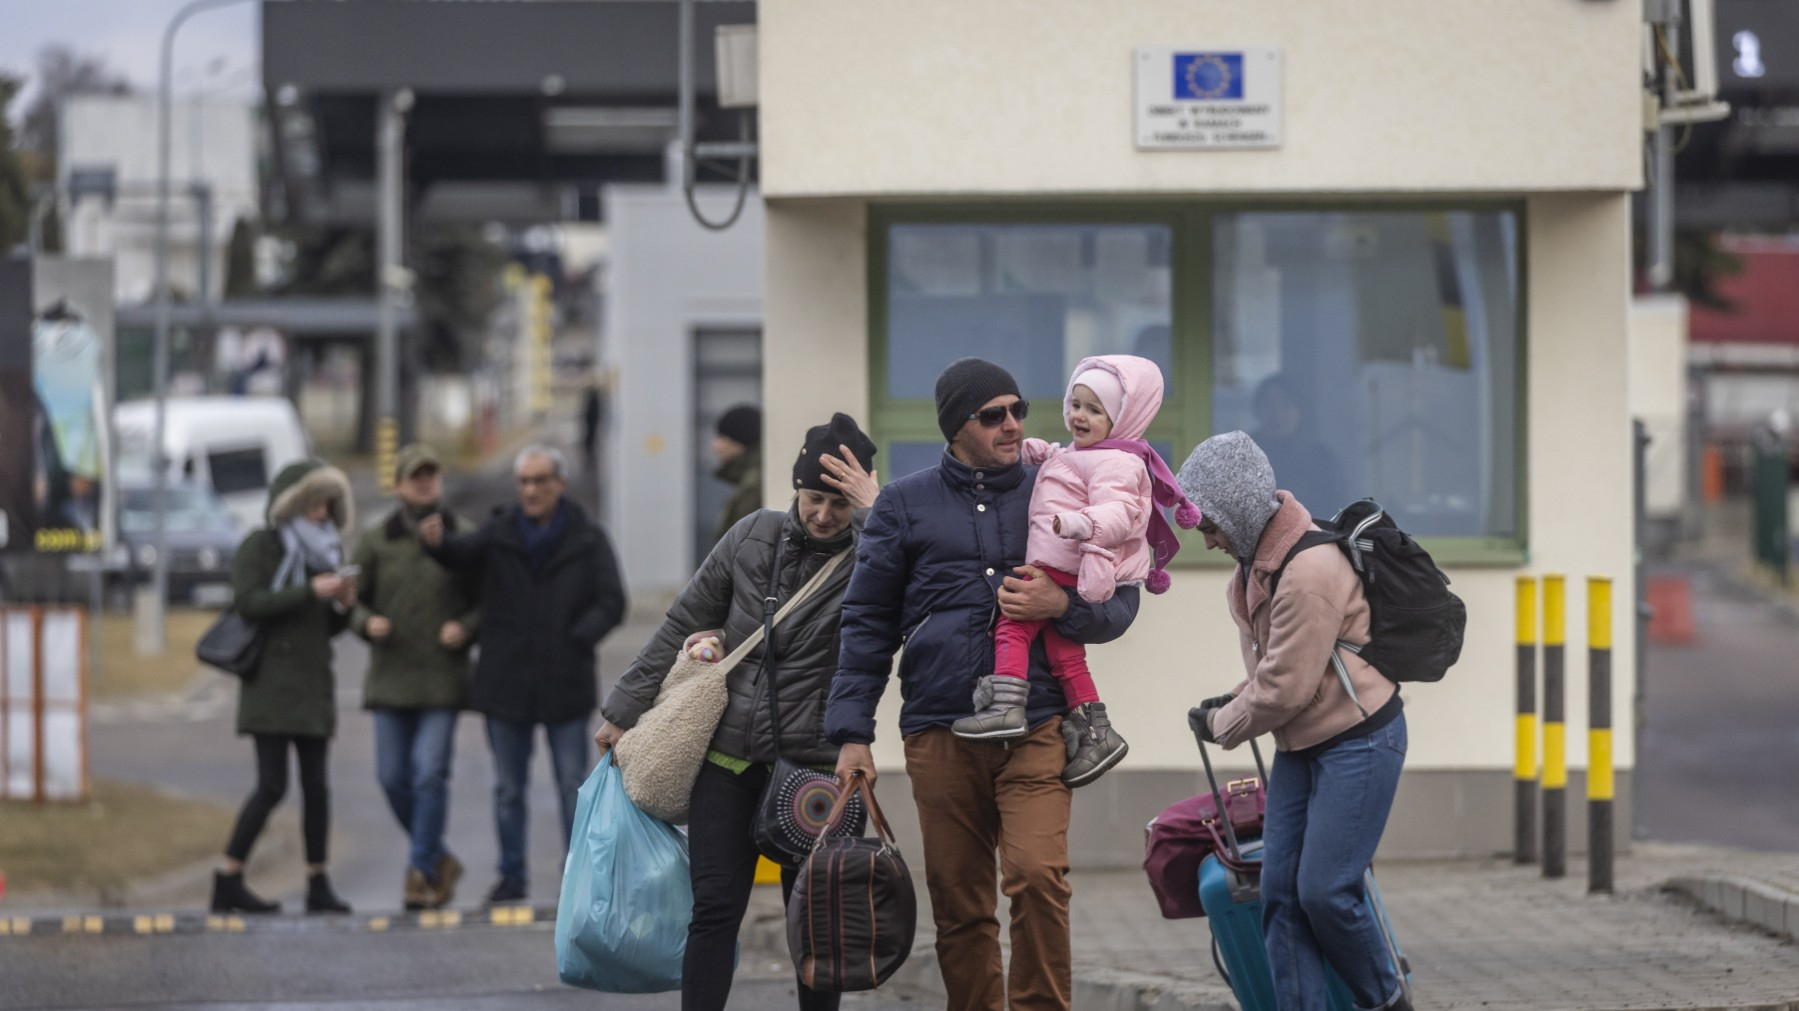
[1211,211,1519,539]
[872,206,1524,554]
[886,224,1175,401]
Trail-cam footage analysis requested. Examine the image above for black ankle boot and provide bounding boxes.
[211,871,280,914]
[305,872,351,915]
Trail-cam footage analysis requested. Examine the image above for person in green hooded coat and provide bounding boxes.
[212,459,356,917]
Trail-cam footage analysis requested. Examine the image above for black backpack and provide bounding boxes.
[1268,499,1466,691]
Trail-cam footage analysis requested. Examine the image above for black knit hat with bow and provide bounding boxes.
[793,413,878,493]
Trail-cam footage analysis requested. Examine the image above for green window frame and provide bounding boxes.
[867,202,1529,566]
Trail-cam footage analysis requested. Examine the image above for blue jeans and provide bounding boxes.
[484,715,589,887]
[372,708,459,877]
[1260,714,1407,1011]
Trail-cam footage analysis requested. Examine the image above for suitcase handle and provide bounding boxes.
[1187,709,1266,870]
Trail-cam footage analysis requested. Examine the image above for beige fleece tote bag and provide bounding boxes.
[614,550,849,824]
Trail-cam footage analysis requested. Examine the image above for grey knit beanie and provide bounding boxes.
[1176,432,1280,564]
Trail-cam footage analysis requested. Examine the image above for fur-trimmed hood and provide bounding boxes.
[266,460,354,532]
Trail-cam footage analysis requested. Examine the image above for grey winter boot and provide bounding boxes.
[951,675,1030,740]
[1060,702,1129,788]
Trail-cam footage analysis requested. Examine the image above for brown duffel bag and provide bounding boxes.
[786,772,917,992]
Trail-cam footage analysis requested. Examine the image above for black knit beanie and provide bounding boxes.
[715,404,761,448]
[934,358,1022,443]
[793,413,878,493]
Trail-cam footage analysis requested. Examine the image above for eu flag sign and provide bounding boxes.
[1173,53,1244,100]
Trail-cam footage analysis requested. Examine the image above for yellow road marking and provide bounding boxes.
[368,916,390,932]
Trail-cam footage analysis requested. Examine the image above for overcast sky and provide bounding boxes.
[1,0,261,118]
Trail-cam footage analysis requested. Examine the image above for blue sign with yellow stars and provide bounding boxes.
[1173,53,1244,101]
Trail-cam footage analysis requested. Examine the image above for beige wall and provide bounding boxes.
[762,193,1637,778]
[761,0,1641,198]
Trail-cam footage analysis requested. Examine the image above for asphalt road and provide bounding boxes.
[1637,562,1799,851]
[0,924,916,1011]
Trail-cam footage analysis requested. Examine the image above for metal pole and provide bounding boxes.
[1633,419,1651,840]
[1515,575,1539,865]
[144,0,250,655]
[1588,576,1615,894]
[678,0,695,194]
[375,89,410,493]
[1542,574,1567,879]
[1646,4,1681,292]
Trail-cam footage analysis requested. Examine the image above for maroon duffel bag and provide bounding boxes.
[786,772,917,992]
[1143,764,1266,919]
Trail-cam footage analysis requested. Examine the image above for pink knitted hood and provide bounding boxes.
[1065,354,1164,441]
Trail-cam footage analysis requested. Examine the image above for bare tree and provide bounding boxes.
[17,45,133,162]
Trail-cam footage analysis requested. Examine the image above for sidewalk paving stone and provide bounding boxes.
[748,841,1799,1011]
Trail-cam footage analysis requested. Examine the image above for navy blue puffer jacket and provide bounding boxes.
[826,450,1141,745]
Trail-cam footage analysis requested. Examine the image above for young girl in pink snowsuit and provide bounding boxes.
[952,354,1201,787]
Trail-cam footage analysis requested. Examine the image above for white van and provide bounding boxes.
[114,396,313,533]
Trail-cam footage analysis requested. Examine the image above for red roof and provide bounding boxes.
[1689,240,1799,346]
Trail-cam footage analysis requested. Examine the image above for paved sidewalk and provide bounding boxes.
[747,842,1799,1011]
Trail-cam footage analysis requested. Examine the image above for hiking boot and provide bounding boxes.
[433,853,464,909]
[1060,702,1128,788]
[403,867,434,911]
[305,872,352,915]
[485,878,528,907]
[210,870,280,915]
[950,675,1029,740]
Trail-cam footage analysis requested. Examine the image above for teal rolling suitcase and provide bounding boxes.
[1190,716,1412,1011]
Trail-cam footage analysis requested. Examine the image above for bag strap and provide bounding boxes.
[1266,530,1369,719]
[709,546,851,680]
[756,546,853,759]
[815,771,895,851]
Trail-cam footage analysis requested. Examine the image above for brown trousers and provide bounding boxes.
[904,720,1072,1011]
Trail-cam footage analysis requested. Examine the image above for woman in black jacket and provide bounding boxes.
[595,413,878,1011]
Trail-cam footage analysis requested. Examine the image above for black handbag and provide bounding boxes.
[786,771,917,992]
[753,546,865,868]
[196,609,265,679]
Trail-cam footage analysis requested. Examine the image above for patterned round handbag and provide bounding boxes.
[749,549,866,867]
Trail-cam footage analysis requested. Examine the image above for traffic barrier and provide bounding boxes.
[1541,575,1567,880]
[1514,576,1538,865]
[1,606,88,802]
[1588,577,1614,894]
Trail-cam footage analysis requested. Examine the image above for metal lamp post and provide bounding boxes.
[140,0,253,654]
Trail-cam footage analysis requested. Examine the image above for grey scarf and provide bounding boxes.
[274,517,343,590]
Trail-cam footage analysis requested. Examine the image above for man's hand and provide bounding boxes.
[834,743,877,787]
[365,615,393,641]
[310,574,344,601]
[418,513,445,548]
[439,620,470,649]
[592,719,624,755]
[998,565,1071,622]
[820,445,881,510]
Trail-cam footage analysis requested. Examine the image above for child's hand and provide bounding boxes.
[686,635,724,663]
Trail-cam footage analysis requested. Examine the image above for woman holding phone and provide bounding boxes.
[211,459,358,916]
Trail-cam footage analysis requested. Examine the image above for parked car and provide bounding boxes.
[114,396,311,534]
[105,481,243,606]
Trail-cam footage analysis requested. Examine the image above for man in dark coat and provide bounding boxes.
[828,359,1140,1011]
[421,444,626,906]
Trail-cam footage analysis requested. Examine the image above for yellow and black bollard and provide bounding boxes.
[1515,576,1538,865]
[1542,574,1567,879]
[376,416,400,495]
[1588,576,1614,894]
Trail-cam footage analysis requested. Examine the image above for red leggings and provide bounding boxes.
[992,566,1099,707]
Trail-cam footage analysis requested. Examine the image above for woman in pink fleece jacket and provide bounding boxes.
[951,354,1201,788]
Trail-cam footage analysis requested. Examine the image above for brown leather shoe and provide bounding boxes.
[433,853,464,909]
[403,868,434,911]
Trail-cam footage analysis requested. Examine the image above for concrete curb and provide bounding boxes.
[1666,875,1799,941]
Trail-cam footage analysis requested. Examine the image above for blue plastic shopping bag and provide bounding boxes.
[555,753,691,993]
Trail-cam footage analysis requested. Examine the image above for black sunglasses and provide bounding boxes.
[967,400,1030,427]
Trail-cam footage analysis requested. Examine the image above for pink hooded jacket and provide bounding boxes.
[1023,355,1189,603]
